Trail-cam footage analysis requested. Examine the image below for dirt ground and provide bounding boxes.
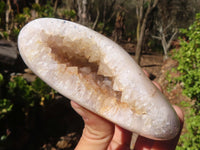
[137,52,190,106]
[140,54,163,80]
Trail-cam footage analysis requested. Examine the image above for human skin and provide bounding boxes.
[71,102,184,150]
[71,79,184,150]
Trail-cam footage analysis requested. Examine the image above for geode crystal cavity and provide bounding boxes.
[18,18,180,140]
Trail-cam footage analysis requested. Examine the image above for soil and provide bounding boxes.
[140,54,190,105]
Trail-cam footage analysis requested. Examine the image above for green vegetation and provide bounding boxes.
[0,1,5,17]
[173,13,200,150]
[0,0,78,40]
[174,13,200,101]
[32,1,55,18]
[7,76,55,107]
[0,99,13,120]
[0,75,55,144]
[177,102,200,150]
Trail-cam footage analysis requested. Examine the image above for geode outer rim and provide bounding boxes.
[18,18,180,140]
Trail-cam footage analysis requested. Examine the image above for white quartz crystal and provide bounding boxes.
[18,18,180,140]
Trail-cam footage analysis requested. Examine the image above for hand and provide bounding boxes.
[71,101,184,150]
[71,76,184,150]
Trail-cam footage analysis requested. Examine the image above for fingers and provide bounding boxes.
[72,69,184,150]
[135,72,184,150]
[143,69,163,92]
[108,125,132,150]
[134,105,184,150]
[173,105,184,124]
[152,81,163,93]
[71,101,114,150]
[71,101,132,150]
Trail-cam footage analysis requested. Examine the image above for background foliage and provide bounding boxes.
[173,13,200,150]
[0,75,56,148]
[174,13,200,101]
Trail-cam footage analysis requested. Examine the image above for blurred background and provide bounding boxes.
[0,0,200,149]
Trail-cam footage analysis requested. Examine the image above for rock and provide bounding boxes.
[56,132,79,149]
[18,18,180,140]
[22,73,37,82]
[0,40,18,65]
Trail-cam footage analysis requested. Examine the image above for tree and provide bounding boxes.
[5,0,12,39]
[77,0,89,25]
[91,1,100,30]
[152,21,178,60]
[112,5,126,42]
[101,0,117,33]
[134,0,158,65]
[152,0,194,60]
[31,0,40,18]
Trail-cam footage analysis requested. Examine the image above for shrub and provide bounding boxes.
[176,102,200,150]
[173,13,200,149]
[173,13,200,102]
[0,75,55,143]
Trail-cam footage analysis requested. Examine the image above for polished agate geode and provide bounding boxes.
[18,18,180,140]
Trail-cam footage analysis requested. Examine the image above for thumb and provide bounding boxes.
[71,101,115,150]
